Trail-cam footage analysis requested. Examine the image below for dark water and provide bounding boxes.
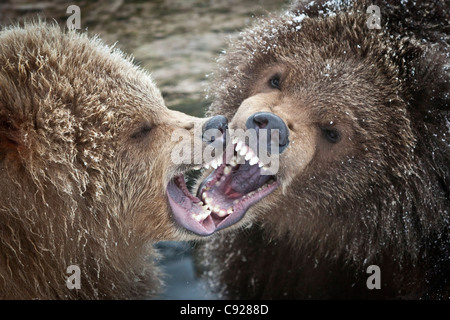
[154,241,217,299]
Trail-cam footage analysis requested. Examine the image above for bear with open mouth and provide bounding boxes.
[197,0,449,299]
[0,21,232,299]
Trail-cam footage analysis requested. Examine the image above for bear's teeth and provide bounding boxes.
[223,165,232,175]
[229,156,238,167]
[239,145,248,156]
[227,207,234,214]
[204,196,212,204]
[218,209,227,217]
[192,210,211,222]
[234,140,260,165]
[249,155,259,166]
[235,140,244,152]
[207,156,223,170]
[244,149,254,161]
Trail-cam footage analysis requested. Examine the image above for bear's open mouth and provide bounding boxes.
[166,139,279,236]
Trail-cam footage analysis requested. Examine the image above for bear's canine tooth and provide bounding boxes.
[209,156,222,168]
[202,192,207,200]
[193,209,211,222]
[229,156,238,167]
[235,140,244,152]
[245,149,254,161]
[249,155,259,166]
[239,145,248,156]
[223,165,232,175]
[192,213,206,222]
[258,160,264,167]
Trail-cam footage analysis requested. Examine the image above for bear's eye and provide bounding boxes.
[269,74,281,89]
[131,124,152,140]
[322,128,341,143]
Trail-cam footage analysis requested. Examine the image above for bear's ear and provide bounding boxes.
[408,48,449,114]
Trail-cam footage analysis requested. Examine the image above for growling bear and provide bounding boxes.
[0,21,229,299]
[196,0,449,299]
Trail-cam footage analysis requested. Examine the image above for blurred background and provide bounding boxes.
[0,0,288,299]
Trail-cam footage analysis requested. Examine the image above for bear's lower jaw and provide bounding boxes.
[167,176,215,236]
[167,145,279,236]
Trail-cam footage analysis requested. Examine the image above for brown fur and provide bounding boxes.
[0,21,208,299]
[200,0,449,299]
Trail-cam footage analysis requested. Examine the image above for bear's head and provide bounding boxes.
[198,0,449,260]
[0,22,229,298]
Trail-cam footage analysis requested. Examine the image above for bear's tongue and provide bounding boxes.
[167,143,279,236]
[199,162,272,206]
[167,177,216,236]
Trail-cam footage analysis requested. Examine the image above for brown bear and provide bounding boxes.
[196,0,449,299]
[0,21,230,299]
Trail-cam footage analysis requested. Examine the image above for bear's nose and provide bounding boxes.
[202,115,228,145]
[246,112,289,154]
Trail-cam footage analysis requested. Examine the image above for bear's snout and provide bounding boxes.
[202,115,228,145]
[245,112,289,154]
